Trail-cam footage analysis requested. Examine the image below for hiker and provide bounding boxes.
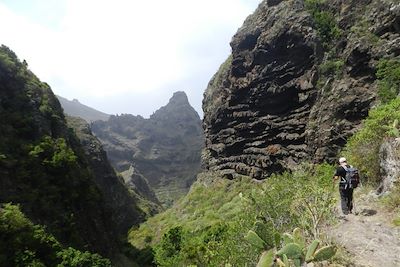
[333,157,359,215]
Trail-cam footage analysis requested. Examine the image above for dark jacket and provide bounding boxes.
[335,165,350,189]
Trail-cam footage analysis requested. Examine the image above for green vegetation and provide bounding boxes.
[376,58,400,103]
[0,203,111,267]
[29,136,77,169]
[129,164,337,266]
[246,227,336,266]
[343,58,400,183]
[344,94,400,184]
[305,0,341,46]
[0,44,129,259]
[319,59,344,77]
[350,18,380,45]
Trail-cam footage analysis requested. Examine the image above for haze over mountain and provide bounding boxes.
[57,95,110,122]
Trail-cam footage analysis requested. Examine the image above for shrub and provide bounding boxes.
[319,59,344,76]
[376,58,400,103]
[57,247,111,267]
[0,203,111,267]
[29,136,77,169]
[344,98,400,184]
[305,0,341,45]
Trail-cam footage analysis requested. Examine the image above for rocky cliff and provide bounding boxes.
[91,91,204,205]
[203,0,400,178]
[0,45,144,263]
[66,116,151,234]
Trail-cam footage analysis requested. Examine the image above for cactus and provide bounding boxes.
[292,228,305,249]
[276,243,302,259]
[274,232,281,248]
[245,230,266,249]
[254,220,275,245]
[275,257,286,267]
[257,249,275,267]
[282,233,294,245]
[313,245,337,262]
[305,239,320,262]
[246,226,336,266]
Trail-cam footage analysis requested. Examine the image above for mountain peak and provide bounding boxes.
[168,91,189,106]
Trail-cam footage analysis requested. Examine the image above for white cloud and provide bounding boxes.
[0,0,261,115]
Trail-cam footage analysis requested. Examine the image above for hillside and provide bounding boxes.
[57,95,110,122]
[91,91,204,206]
[0,45,145,266]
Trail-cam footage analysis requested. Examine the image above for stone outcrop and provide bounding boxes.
[203,0,400,178]
[379,138,400,194]
[91,91,204,205]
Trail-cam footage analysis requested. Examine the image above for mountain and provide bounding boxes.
[0,45,144,265]
[91,91,204,206]
[57,95,110,122]
[202,0,400,179]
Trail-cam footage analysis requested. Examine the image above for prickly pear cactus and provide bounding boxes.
[246,227,337,267]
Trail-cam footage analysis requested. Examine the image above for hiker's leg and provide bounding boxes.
[348,188,354,213]
[339,188,349,214]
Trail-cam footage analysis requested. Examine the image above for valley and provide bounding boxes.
[1,0,400,266]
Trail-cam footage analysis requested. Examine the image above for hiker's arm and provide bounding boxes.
[332,168,340,182]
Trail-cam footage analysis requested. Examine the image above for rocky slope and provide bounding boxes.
[0,45,144,263]
[91,91,203,205]
[57,95,110,122]
[66,116,155,233]
[203,0,400,179]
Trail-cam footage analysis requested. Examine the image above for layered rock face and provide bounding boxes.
[91,91,203,205]
[203,0,400,178]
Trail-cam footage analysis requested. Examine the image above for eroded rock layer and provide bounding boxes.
[203,0,400,178]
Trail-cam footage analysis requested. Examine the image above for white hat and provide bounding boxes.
[339,157,347,163]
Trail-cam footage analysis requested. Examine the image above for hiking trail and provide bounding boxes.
[328,191,400,267]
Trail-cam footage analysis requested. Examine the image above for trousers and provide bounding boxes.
[339,187,354,214]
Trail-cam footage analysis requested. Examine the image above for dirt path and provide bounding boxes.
[328,192,400,267]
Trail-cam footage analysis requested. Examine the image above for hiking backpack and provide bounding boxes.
[342,166,360,189]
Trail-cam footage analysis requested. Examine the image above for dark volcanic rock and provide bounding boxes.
[203,0,400,179]
[91,91,204,205]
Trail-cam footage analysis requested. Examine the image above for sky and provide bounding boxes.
[0,0,261,117]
